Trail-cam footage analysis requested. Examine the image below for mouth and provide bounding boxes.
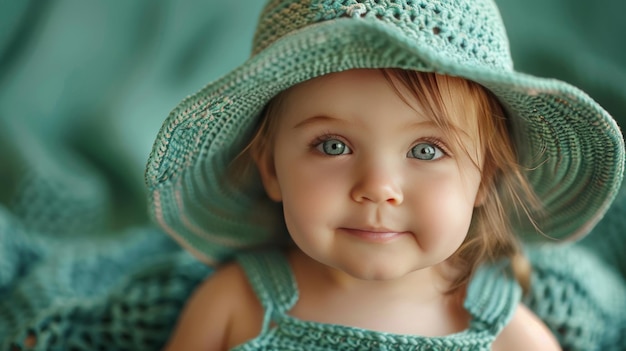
[339,228,410,243]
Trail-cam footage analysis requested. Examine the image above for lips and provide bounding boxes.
[340,228,409,243]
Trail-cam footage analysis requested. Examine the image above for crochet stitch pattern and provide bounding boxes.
[254,0,510,69]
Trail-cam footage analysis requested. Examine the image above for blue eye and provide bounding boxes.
[408,142,444,160]
[317,139,351,155]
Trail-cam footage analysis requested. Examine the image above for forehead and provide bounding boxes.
[280,69,418,120]
[277,69,484,142]
[384,70,485,136]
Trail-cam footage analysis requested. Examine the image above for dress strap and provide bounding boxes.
[236,250,299,330]
[464,260,522,335]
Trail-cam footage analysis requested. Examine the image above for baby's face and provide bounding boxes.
[257,69,483,281]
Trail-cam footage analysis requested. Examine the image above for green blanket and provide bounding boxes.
[1,1,624,350]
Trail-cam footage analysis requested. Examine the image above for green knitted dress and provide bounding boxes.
[231,250,520,351]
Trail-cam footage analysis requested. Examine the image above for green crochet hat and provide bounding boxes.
[145,0,624,264]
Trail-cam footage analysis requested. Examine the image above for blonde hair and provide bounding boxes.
[237,69,539,295]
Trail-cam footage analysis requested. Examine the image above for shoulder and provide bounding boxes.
[492,304,561,351]
[162,262,264,351]
[184,263,257,321]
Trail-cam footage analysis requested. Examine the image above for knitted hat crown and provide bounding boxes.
[253,0,511,70]
[145,0,624,264]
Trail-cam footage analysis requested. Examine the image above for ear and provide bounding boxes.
[474,184,487,208]
[252,148,282,202]
[474,180,489,207]
[474,158,496,208]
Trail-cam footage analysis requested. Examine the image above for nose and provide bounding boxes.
[350,162,404,205]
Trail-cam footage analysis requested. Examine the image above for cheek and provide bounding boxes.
[274,156,345,231]
[408,173,479,251]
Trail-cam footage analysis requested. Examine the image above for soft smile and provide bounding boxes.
[340,228,410,243]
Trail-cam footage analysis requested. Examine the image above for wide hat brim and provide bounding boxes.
[146,18,624,264]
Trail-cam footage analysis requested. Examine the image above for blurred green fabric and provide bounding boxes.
[0,1,265,233]
[0,1,624,350]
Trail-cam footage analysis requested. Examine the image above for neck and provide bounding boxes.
[289,248,456,303]
[287,248,470,336]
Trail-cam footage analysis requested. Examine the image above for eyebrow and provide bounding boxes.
[292,115,341,129]
[292,115,439,130]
